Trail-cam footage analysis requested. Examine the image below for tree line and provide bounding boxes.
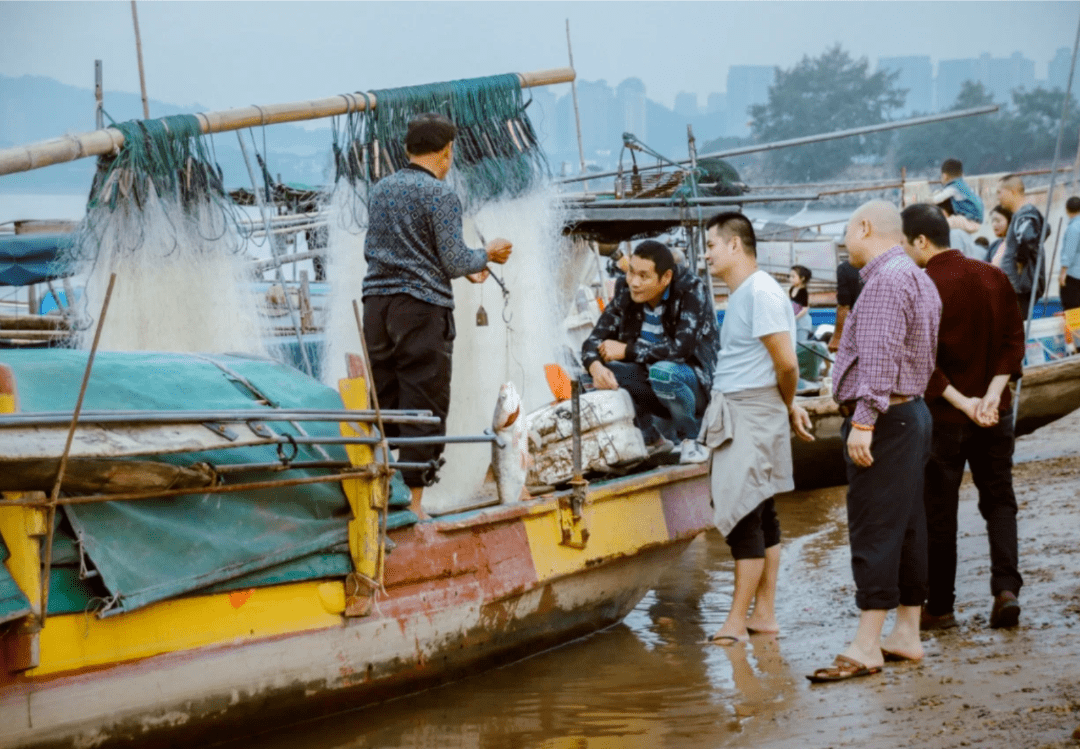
[737,44,1080,183]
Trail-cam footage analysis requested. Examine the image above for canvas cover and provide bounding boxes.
[0,349,357,616]
[0,233,72,287]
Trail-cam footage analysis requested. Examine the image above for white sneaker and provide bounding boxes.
[679,439,710,464]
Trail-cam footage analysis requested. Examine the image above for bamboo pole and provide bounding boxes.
[39,273,115,626]
[130,1,150,119]
[0,67,575,177]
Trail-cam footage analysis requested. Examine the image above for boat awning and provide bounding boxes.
[0,350,353,616]
[0,233,74,287]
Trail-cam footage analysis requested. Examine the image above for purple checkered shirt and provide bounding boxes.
[833,246,942,426]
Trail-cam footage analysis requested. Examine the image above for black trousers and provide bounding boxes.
[725,497,781,560]
[843,399,932,611]
[1062,275,1080,312]
[923,417,1022,616]
[362,294,454,487]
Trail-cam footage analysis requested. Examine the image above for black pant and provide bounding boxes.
[843,399,932,610]
[362,294,454,487]
[1062,275,1080,312]
[923,417,1022,616]
[725,497,781,560]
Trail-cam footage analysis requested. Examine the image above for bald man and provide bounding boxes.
[808,201,942,684]
[997,175,1047,319]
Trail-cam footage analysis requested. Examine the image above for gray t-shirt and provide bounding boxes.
[713,270,797,394]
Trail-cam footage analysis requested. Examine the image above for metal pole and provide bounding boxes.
[565,19,588,189]
[236,131,313,376]
[559,105,1000,185]
[94,60,104,130]
[0,409,440,427]
[1015,8,1080,424]
[39,273,116,626]
[130,0,150,119]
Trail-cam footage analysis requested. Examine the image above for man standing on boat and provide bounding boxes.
[700,212,814,645]
[582,240,719,464]
[808,201,940,683]
[363,113,513,509]
[997,175,1046,320]
[899,203,1025,630]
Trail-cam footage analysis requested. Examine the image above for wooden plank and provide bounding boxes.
[0,422,278,461]
[0,458,215,494]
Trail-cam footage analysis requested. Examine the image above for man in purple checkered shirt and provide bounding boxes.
[808,201,942,684]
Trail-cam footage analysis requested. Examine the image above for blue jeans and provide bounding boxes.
[605,360,705,442]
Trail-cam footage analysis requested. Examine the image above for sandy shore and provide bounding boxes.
[728,408,1080,749]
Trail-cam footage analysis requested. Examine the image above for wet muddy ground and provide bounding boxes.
[221,410,1080,749]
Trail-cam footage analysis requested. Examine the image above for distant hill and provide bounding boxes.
[0,74,333,193]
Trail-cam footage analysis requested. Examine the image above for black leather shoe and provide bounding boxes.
[920,609,958,631]
[989,591,1021,629]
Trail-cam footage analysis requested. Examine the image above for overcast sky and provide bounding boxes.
[2,1,1078,114]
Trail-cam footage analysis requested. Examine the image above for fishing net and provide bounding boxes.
[332,73,549,209]
[60,115,263,354]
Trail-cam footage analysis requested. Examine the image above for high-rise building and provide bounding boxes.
[1048,47,1080,96]
[706,92,727,115]
[877,56,932,115]
[674,92,698,118]
[726,65,775,137]
[575,79,617,158]
[936,57,981,109]
[984,52,1035,105]
[936,52,1035,109]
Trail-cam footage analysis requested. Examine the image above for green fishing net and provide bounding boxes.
[332,73,549,207]
[63,115,244,265]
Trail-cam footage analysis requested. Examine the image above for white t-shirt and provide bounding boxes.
[712,270,797,394]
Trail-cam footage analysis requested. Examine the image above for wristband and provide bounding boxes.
[851,422,875,432]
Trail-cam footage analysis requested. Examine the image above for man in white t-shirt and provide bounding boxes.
[702,211,815,645]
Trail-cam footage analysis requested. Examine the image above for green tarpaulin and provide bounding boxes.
[0,350,357,616]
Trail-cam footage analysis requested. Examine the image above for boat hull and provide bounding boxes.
[1,466,711,749]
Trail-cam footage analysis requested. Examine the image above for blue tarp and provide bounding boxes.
[0,349,355,616]
[0,233,72,287]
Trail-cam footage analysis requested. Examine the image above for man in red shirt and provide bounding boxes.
[900,203,1026,630]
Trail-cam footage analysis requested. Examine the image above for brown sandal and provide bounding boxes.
[806,654,882,683]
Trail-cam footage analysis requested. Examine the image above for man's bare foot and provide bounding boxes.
[839,642,885,670]
[409,487,430,520]
[880,632,924,662]
[744,616,780,635]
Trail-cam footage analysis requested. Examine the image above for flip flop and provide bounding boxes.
[806,654,882,683]
[881,649,921,663]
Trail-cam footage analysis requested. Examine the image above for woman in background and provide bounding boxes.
[789,265,814,342]
[987,204,1013,266]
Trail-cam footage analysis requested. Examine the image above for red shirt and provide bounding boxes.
[924,250,1025,424]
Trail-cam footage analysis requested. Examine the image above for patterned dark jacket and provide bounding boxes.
[363,164,488,309]
[581,265,720,392]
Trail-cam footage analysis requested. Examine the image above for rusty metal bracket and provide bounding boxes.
[559,478,589,549]
[202,422,238,441]
[246,420,274,439]
[344,571,377,617]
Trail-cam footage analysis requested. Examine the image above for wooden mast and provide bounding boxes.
[0,67,576,177]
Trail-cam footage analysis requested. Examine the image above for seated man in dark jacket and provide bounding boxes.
[582,240,719,463]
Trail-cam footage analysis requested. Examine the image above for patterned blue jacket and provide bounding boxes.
[363,165,488,309]
[581,265,720,392]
